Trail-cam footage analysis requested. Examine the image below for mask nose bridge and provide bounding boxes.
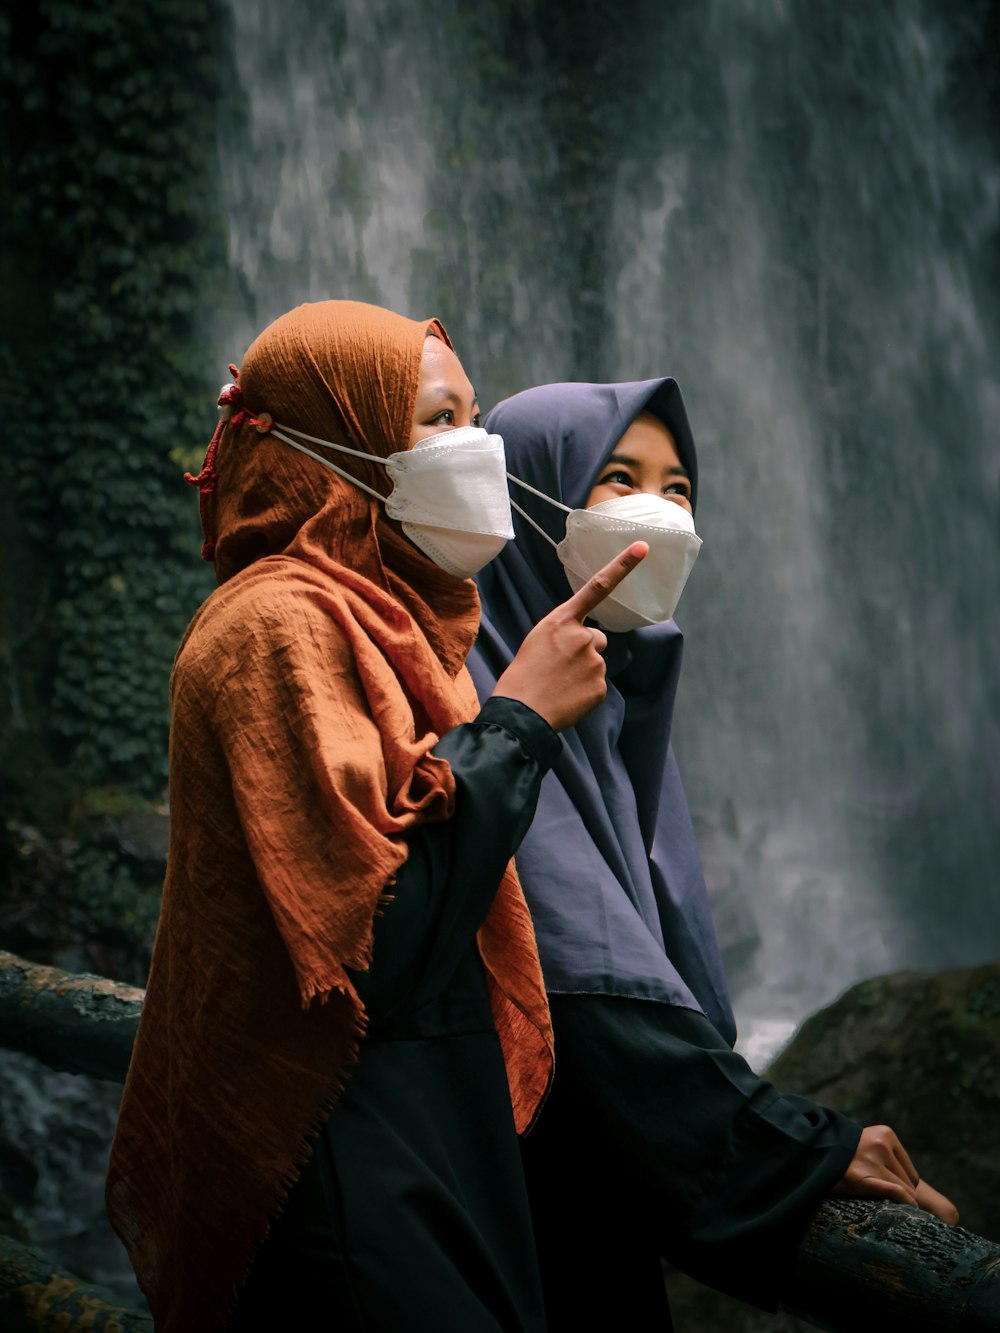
[632,481,693,515]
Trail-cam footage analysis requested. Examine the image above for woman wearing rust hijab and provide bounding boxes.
[106,301,647,1333]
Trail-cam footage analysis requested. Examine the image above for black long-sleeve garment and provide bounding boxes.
[522,995,860,1330]
[230,697,560,1333]
[351,686,858,1330]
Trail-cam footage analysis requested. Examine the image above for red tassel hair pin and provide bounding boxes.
[184,365,245,562]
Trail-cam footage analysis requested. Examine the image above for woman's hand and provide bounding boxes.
[491,542,649,733]
[832,1124,959,1225]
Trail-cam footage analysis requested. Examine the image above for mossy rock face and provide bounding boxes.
[765,961,1000,1243]
[0,0,226,818]
[1,817,161,986]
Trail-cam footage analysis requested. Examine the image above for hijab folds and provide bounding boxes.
[470,379,736,1043]
[107,302,553,1333]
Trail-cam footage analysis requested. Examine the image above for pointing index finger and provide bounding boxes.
[561,541,649,622]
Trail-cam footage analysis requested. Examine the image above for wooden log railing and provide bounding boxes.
[785,1196,1000,1331]
[0,950,141,1082]
[0,1234,152,1333]
[1,950,999,1331]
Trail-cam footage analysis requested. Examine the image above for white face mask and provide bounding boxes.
[270,422,514,579]
[508,477,703,632]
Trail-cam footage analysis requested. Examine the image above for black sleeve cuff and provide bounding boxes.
[469,695,562,771]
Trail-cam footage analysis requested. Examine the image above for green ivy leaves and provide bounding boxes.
[0,0,229,813]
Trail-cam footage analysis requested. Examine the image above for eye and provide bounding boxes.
[665,480,691,499]
[471,411,482,428]
[430,408,456,426]
[597,469,635,488]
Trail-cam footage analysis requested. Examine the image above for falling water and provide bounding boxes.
[218,0,578,402]
[599,1,1000,1043]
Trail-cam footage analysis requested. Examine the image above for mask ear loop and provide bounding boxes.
[506,472,572,550]
[271,424,390,504]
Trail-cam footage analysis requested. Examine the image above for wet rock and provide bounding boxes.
[0,1050,139,1305]
[104,813,169,876]
[767,961,1000,1242]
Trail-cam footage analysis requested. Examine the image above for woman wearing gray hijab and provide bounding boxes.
[469,378,956,1329]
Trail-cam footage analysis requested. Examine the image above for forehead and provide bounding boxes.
[612,411,682,469]
[415,335,474,396]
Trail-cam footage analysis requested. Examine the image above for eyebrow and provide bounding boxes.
[420,384,480,409]
[602,452,690,479]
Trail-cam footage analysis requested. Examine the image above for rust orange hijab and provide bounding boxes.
[106,301,553,1333]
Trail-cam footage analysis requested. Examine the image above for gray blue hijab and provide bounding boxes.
[469,380,736,1045]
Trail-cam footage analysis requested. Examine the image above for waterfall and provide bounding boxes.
[218,0,578,404]
[599,0,1000,1036]
[217,0,999,1050]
